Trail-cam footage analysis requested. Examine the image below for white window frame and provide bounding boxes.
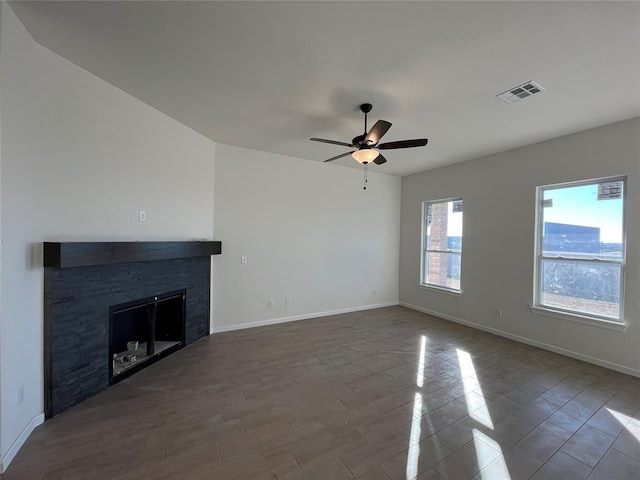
[420,197,463,294]
[532,176,627,327]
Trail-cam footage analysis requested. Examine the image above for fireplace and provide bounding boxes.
[109,289,186,383]
[43,241,222,418]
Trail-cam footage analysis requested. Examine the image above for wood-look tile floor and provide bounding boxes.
[5,306,640,480]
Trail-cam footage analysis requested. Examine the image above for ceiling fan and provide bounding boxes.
[310,103,429,166]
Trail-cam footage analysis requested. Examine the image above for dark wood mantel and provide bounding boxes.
[43,241,222,268]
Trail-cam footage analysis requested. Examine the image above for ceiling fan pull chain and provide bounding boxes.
[363,164,368,190]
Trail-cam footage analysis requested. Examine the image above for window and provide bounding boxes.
[535,177,626,322]
[421,198,463,292]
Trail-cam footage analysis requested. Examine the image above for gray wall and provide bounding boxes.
[400,118,640,375]
[212,143,401,332]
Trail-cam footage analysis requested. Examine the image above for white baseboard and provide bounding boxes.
[211,301,399,333]
[1,413,45,473]
[400,302,640,378]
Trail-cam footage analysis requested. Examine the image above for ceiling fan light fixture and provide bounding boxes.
[352,149,379,164]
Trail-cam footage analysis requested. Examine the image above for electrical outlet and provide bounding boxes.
[18,386,24,406]
[241,256,248,264]
[285,297,290,307]
[372,289,377,296]
[268,299,274,308]
[138,211,146,222]
[494,308,503,318]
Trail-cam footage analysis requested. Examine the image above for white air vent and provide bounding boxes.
[497,81,545,103]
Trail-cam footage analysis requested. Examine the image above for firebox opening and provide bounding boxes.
[109,289,186,384]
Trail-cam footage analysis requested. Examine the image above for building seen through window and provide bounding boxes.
[422,198,463,291]
[536,178,625,321]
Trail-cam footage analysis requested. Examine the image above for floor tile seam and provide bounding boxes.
[238,416,246,432]
[416,379,459,399]
[533,376,567,391]
[433,435,482,465]
[284,417,296,437]
[517,429,568,465]
[514,400,562,425]
[572,418,618,443]
[558,445,600,471]
[337,454,358,478]
[471,447,538,480]
[548,402,611,438]
[290,451,311,475]
[567,387,614,412]
[618,384,640,396]
[525,454,550,479]
[586,448,628,480]
[269,450,304,477]
[514,408,540,428]
[364,362,417,378]
[547,386,585,406]
[532,415,582,444]
[430,438,491,480]
[604,402,640,419]
[535,413,606,467]
[471,432,509,456]
[377,465,393,480]
[587,416,631,439]
[440,387,490,415]
[335,397,352,413]
[94,428,103,450]
[390,422,422,447]
[609,442,640,462]
[487,414,537,437]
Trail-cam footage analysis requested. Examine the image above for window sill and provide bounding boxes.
[419,284,462,297]
[529,305,627,332]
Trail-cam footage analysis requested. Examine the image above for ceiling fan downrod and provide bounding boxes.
[360,103,372,135]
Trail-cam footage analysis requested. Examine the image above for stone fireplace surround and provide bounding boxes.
[43,241,221,418]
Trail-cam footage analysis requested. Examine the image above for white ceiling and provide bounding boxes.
[10,1,640,177]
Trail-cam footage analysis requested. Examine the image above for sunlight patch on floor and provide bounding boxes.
[474,429,510,479]
[608,407,640,441]
[406,335,428,478]
[457,349,511,480]
[406,392,423,479]
[417,335,426,388]
[456,349,493,429]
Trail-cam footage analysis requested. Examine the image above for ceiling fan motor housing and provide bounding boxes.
[360,103,373,114]
[352,134,367,146]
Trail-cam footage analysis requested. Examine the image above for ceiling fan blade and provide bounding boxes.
[378,139,429,150]
[364,120,392,145]
[310,138,353,147]
[323,151,354,163]
[373,153,387,165]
